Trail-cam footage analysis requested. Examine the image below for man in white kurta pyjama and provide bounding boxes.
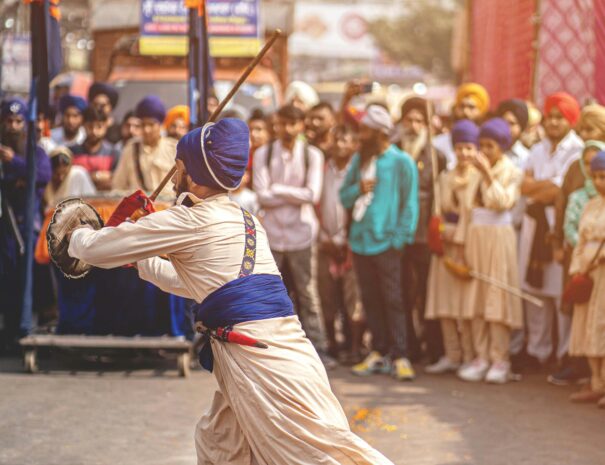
[68,118,393,465]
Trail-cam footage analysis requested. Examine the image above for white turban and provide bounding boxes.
[284,81,319,110]
[361,104,393,135]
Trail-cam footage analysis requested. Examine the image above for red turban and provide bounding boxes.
[544,92,580,126]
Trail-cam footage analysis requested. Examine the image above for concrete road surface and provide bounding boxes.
[0,354,602,465]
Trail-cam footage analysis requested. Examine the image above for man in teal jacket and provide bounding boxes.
[340,104,419,381]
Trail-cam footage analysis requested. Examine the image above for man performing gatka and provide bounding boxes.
[66,118,393,465]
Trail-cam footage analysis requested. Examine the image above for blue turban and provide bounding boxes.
[590,151,605,172]
[480,118,512,151]
[88,82,119,108]
[135,96,166,123]
[59,94,87,114]
[176,118,250,190]
[1,97,27,120]
[451,119,479,146]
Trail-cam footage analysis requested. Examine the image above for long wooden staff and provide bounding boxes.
[443,258,544,307]
[425,99,441,216]
[149,29,282,201]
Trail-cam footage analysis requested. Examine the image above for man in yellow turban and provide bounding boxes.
[454,83,490,121]
[433,82,491,170]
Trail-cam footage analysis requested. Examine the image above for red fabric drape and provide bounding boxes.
[468,0,605,107]
[535,0,595,107]
[469,0,536,108]
[595,0,605,104]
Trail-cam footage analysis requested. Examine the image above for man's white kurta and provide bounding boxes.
[68,192,393,465]
[518,130,583,297]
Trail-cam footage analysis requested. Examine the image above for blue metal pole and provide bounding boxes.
[20,79,38,336]
[188,7,199,128]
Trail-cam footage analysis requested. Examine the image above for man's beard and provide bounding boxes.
[309,127,328,144]
[64,127,79,139]
[174,176,189,197]
[86,136,101,147]
[400,127,427,160]
[0,128,25,153]
[359,138,381,159]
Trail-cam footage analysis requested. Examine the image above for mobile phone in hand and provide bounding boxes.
[360,82,374,94]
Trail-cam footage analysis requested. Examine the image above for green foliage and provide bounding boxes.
[368,0,459,79]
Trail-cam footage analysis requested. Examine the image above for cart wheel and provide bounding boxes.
[177,352,190,378]
[24,350,38,374]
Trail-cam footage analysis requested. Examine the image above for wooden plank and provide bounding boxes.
[19,335,191,350]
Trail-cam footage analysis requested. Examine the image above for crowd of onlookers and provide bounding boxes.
[1,78,605,408]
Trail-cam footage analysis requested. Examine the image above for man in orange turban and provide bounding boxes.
[544,92,581,127]
[164,105,190,140]
[518,90,583,379]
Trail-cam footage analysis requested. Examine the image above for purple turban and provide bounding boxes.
[479,118,512,151]
[451,119,480,146]
[1,97,27,120]
[88,82,119,108]
[176,118,250,190]
[135,96,166,123]
[590,151,605,172]
[59,95,87,114]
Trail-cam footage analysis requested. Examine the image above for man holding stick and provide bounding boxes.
[66,118,394,464]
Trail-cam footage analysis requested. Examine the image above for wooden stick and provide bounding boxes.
[469,270,544,307]
[425,99,442,216]
[149,29,282,201]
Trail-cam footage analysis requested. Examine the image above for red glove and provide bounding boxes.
[105,190,156,227]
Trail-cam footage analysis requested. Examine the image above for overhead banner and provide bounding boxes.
[289,3,386,59]
[140,0,261,57]
[1,34,31,93]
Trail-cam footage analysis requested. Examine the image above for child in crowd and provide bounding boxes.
[458,118,523,384]
[568,151,605,407]
[425,120,479,375]
[563,141,605,248]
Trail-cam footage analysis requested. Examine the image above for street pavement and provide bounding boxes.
[0,353,603,465]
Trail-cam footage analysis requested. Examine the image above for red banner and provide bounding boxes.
[535,0,595,107]
[469,0,536,108]
[468,0,605,108]
[594,0,605,104]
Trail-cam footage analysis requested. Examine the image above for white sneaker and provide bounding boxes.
[425,357,461,374]
[458,358,490,382]
[456,361,474,377]
[485,361,511,384]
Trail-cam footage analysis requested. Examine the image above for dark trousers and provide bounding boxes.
[353,249,407,359]
[401,243,444,363]
[272,247,326,351]
[0,229,44,347]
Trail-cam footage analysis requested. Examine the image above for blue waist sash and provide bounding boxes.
[194,273,294,371]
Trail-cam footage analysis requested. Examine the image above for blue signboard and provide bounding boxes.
[140,0,261,57]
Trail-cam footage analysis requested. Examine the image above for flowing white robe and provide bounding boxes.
[68,192,393,465]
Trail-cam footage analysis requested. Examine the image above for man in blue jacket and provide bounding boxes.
[340,104,419,380]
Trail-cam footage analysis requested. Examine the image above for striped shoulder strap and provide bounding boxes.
[238,208,256,278]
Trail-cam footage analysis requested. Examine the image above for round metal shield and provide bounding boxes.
[47,198,104,279]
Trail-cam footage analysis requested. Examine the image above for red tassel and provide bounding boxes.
[427,215,445,256]
[215,327,269,349]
